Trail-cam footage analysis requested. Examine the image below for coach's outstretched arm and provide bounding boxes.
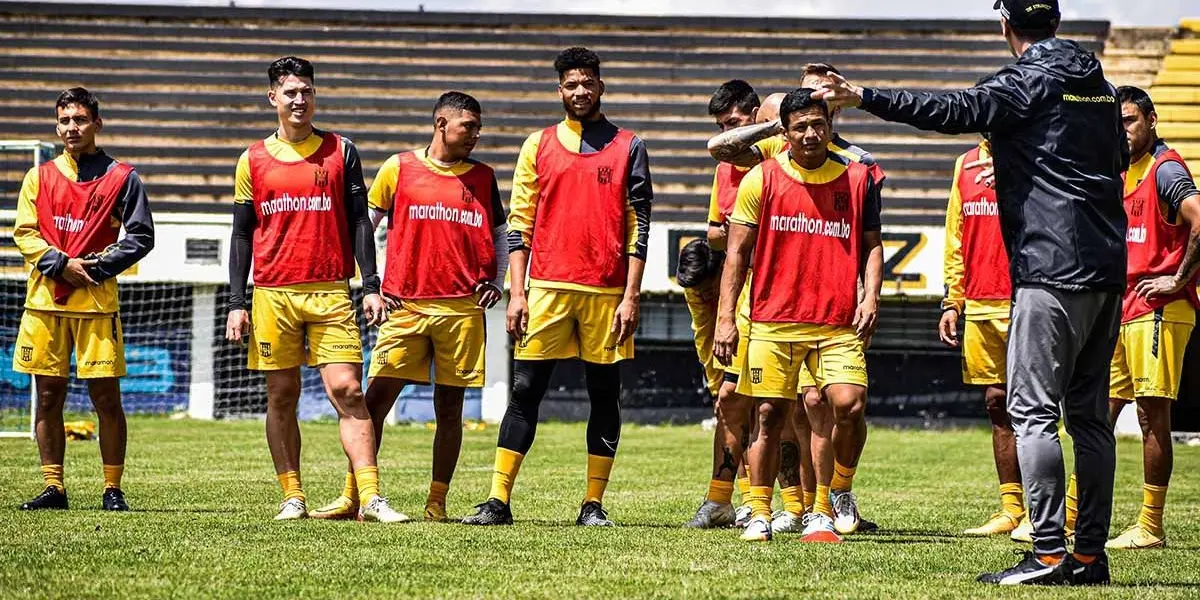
[812,71,1030,135]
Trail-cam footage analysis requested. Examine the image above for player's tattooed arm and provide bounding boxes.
[1135,193,1200,299]
[707,119,782,168]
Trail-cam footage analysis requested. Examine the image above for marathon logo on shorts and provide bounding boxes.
[85,359,114,367]
[408,202,484,228]
[768,212,851,239]
[842,364,867,373]
[750,368,763,384]
[259,193,333,216]
[332,343,361,351]
[456,368,484,377]
[20,346,32,362]
[259,341,272,358]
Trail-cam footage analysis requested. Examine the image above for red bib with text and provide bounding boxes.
[383,152,497,299]
[1122,148,1199,322]
[713,161,749,224]
[957,145,1012,302]
[750,159,869,327]
[247,133,353,287]
[36,160,132,303]
[528,126,633,289]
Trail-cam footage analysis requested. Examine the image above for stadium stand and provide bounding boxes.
[1151,19,1200,180]
[0,3,1112,227]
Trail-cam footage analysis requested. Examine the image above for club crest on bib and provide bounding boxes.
[833,191,850,212]
[597,166,613,185]
[313,167,329,188]
[1128,199,1145,218]
[461,183,476,205]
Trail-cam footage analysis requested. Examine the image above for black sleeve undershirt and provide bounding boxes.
[228,201,256,311]
[342,137,380,295]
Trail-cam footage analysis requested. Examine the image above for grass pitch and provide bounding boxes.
[1,417,1199,599]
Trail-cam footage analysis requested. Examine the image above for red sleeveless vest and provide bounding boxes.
[382,152,497,300]
[247,133,353,287]
[1122,148,1200,322]
[713,161,749,224]
[957,146,1012,302]
[528,125,633,289]
[36,160,133,303]
[750,158,870,327]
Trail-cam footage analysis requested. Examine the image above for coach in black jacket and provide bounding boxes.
[815,0,1125,586]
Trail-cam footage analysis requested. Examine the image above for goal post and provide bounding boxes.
[0,140,54,439]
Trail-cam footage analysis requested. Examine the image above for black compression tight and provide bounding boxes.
[497,360,623,458]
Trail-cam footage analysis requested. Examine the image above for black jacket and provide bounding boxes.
[861,38,1128,293]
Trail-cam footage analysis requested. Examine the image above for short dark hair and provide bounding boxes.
[434,91,482,117]
[676,239,722,288]
[56,87,100,119]
[1118,85,1155,118]
[779,88,829,129]
[801,63,841,79]
[1009,20,1058,42]
[707,80,760,117]
[268,56,315,87]
[554,47,601,79]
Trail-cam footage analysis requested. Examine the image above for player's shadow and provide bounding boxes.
[854,528,962,539]
[522,519,680,529]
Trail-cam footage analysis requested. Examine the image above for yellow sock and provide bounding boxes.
[780,485,804,515]
[707,479,735,505]
[41,464,64,493]
[814,484,833,518]
[102,464,124,490]
[276,471,304,502]
[999,482,1025,518]
[341,472,357,502]
[802,490,816,513]
[488,448,524,504]
[736,476,751,504]
[354,466,380,503]
[1065,473,1078,531]
[585,454,615,504]
[832,461,856,491]
[748,485,773,519]
[427,481,449,507]
[1137,483,1168,537]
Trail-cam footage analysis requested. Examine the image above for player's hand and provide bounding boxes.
[362,293,387,326]
[938,308,960,348]
[964,156,996,188]
[382,294,402,312]
[1134,275,1185,300]
[225,309,251,344]
[612,296,640,345]
[853,296,879,341]
[62,257,99,287]
[506,293,529,340]
[810,72,864,109]
[713,316,738,367]
[475,283,502,309]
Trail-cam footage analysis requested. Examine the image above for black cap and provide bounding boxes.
[993,0,1061,29]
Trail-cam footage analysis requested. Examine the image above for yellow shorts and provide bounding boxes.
[13,309,125,379]
[683,284,722,397]
[736,327,867,399]
[1109,304,1195,401]
[962,318,1008,386]
[513,288,633,364]
[249,285,363,371]
[368,306,485,387]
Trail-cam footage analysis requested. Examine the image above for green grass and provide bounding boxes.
[1,418,1199,599]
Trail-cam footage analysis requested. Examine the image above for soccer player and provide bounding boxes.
[683,80,759,529]
[714,89,883,543]
[225,56,402,522]
[1104,86,1200,550]
[463,47,652,527]
[13,87,154,511]
[710,64,887,535]
[309,92,509,522]
[938,136,1026,537]
[813,0,1128,584]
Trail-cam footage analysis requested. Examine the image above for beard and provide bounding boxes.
[562,96,602,121]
